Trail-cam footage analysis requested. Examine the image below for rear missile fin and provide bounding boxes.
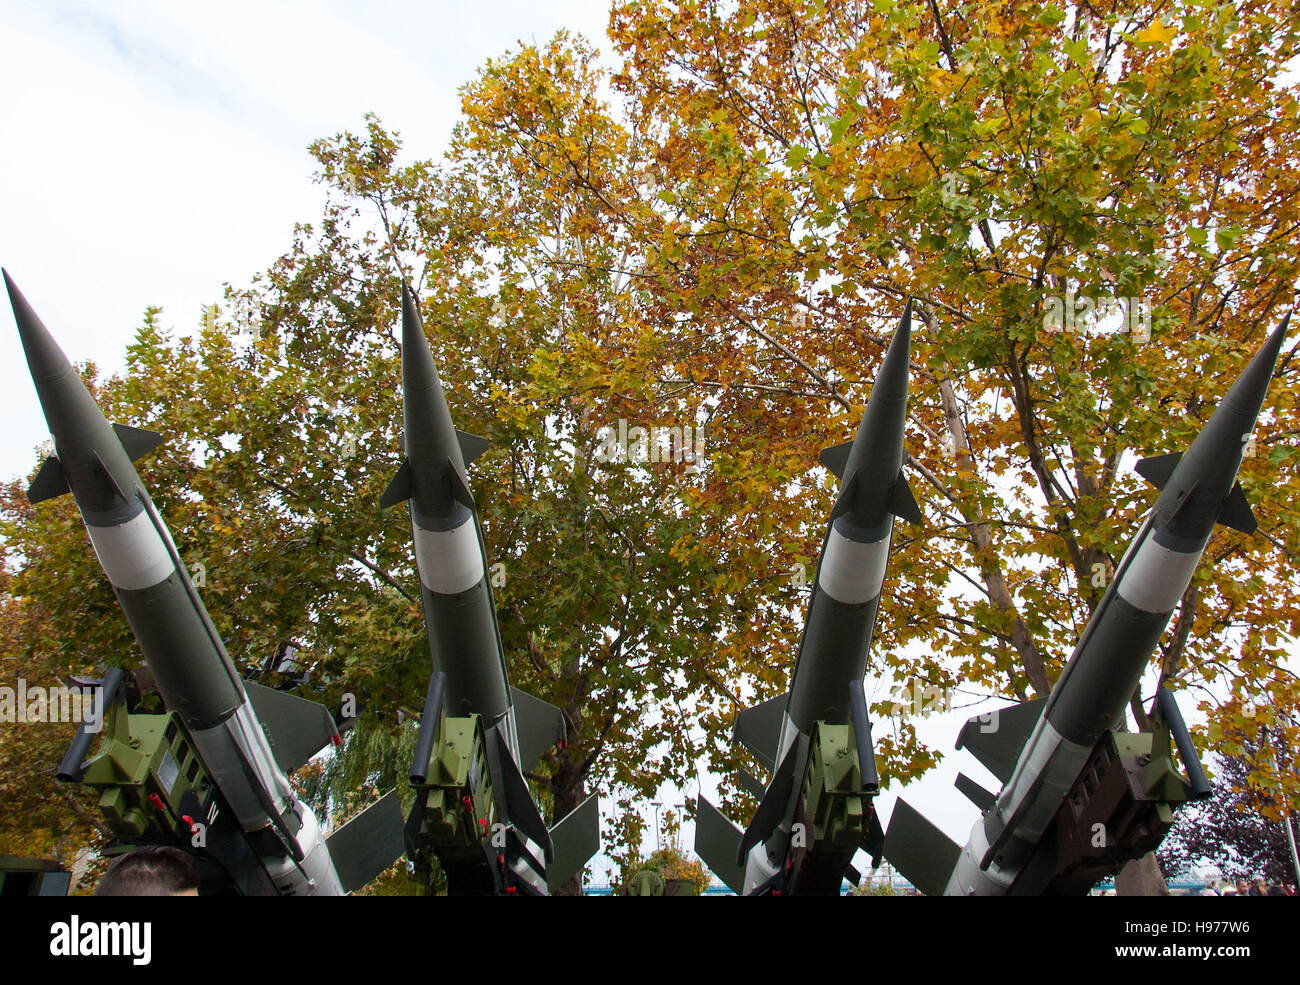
[1217,481,1257,534]
[111,423,164,462]
[733,693,787,772]
[954,697,1046,784]
[379,459,413,509]
[456,429,489,465]
[546,793,600,891]
[324,790,406,894]
[485,725,553,861]
[954,771,997,812]
[27,455,69,504]
[1135,452,1182,490]
[447,458,476,511]
[246,681,341,774]
[737,738,802,863]
[889,472,923,524]
[510,686,566,772]
[883,799,960,897]
[818,440,853,480]
[694,797,746,895]
[737,769,766,799]
[866,806,885,867]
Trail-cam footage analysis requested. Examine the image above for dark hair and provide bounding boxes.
[95,846,200,896]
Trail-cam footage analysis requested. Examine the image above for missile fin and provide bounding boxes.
[379,459,414,509]
[324,790,406,894]
[485,725,553,861]
[733,693,787,772]
[818,440,853,480]
[1135,452,1182,490]
[91,450,127,501]
[111,423,164,462]
[1217,481,1257,534]
[510,686,566,772]
[546,793,600,891]
[447,458,477,511]
[456,429,489,465]
[737,769,766,799]
[737,738,802,863]
[694,796,746,895]
[883,798,960,897]
[954,697,1045,784]
[829,470,861,520]
[954,771,997,812]
[27,455,69,504]
[866,806,885,867]
[889,472,923,524]
[246,681,341,773]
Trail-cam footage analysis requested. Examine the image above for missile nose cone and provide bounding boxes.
[854,299,914,438]
[5,270,74,386]
[875,298,913,402]
[400,282,443,395]
[1224,313,1290,421]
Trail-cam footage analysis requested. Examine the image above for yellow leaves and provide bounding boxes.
[1134,18,1176,46]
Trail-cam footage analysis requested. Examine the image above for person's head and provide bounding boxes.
[95,845,199,896]
[1235,877,1249,893]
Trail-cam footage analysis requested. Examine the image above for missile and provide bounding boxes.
[7,270,403,895]
[696,303,921,895]
[384,284,598,895]
[885,314,1290,895]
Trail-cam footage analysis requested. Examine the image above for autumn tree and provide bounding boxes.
[1159,734,1300,886]
[605,0,1300,892]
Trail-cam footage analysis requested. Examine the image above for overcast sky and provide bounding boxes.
[0,0,614,480]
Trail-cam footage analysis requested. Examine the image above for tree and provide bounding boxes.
[605,0,1300,890]
[4,3,1297,898]
[617,808,713,893]
[1159,735,1300,886]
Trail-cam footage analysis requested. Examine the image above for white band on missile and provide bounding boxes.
[1116,536,1201,614]
[413,517,484,595]
[818,525,891,605]
[190,703,294,832]
[85,511,175,591]
[1001,717,1092,844]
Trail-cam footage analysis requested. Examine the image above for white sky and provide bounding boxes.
[1,0,613,480]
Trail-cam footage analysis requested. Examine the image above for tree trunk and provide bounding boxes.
[548,729,588,897]
[1116,853,1171,895]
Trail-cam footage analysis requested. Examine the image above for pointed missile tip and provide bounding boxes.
[399,283,423,346]
[1248,310,1290,380]
[1265,310,1290,354]
[4,267,24,310]
[894,298,913,349]
[4,273,72,384]
[882,298,913,367]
